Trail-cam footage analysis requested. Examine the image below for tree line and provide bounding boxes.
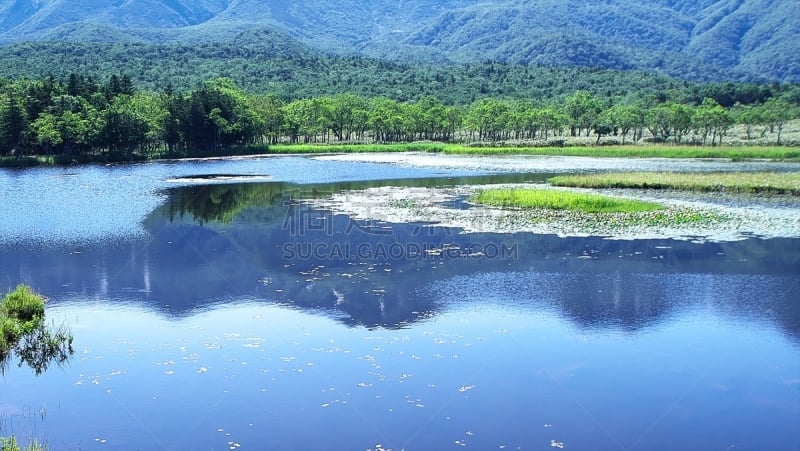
[1,74,799,159]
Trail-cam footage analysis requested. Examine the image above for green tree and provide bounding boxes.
[31,113,62,154]
[564,91,602,137]
[101,96,150,156]
[368,97,404,143]
[413,96,458,141]
[182,79,263,150]
[0,95,28,155]
[601,104,643,144]
[283,98,330,144]
[507,100,536,140]
[252,94,284,145]
[760,97,796,145]
[731,104,762,141]
[693,98,733,147]
[536,106,567,141]
[646,102,692,142]
[34,95,104,155]
[466,98,510,141]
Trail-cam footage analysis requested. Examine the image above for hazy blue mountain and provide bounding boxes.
[0,0,797,82]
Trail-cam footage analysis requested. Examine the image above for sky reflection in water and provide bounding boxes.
[1,159,799,450]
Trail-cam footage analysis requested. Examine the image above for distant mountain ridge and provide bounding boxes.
[0,0,797,82]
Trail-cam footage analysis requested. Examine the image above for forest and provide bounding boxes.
[2,38,788,104]
[1,74,799,161]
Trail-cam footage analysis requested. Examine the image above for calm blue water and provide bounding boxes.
[1,157,799,450]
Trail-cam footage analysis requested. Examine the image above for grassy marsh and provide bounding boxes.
[472,188,664,213]
[468,187,728,232]
[549,171,800,195]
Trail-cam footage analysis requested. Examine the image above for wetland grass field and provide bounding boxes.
[549,171,800,195]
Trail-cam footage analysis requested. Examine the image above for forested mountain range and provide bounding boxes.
[0,35,704,104]
[0,0,797,83]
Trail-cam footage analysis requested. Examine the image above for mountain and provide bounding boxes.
[0,0,797,82]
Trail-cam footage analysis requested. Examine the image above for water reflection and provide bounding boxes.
[2,176,799,450]
[1,180,798,343]
[1,322,74,376]
[162,173,548,224]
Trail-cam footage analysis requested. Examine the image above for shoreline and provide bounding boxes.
[3,142,800,169]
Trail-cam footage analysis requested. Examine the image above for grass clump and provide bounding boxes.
[549,171,800,195]
[473,188,663,213]
[1,285,45,323]
[1,286,45,349]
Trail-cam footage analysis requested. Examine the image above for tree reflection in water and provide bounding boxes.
[1,322,74,376]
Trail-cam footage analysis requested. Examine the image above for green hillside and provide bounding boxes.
[0,0,797,82]
[402,0,799,82]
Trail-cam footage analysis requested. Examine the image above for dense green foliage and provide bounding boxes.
[0,1,797,82]
[473,188,664,213]
[1,74,798,160]
[0,76,268,158]
[0,39,698,103]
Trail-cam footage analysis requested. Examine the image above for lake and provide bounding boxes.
[1,155,799,450]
